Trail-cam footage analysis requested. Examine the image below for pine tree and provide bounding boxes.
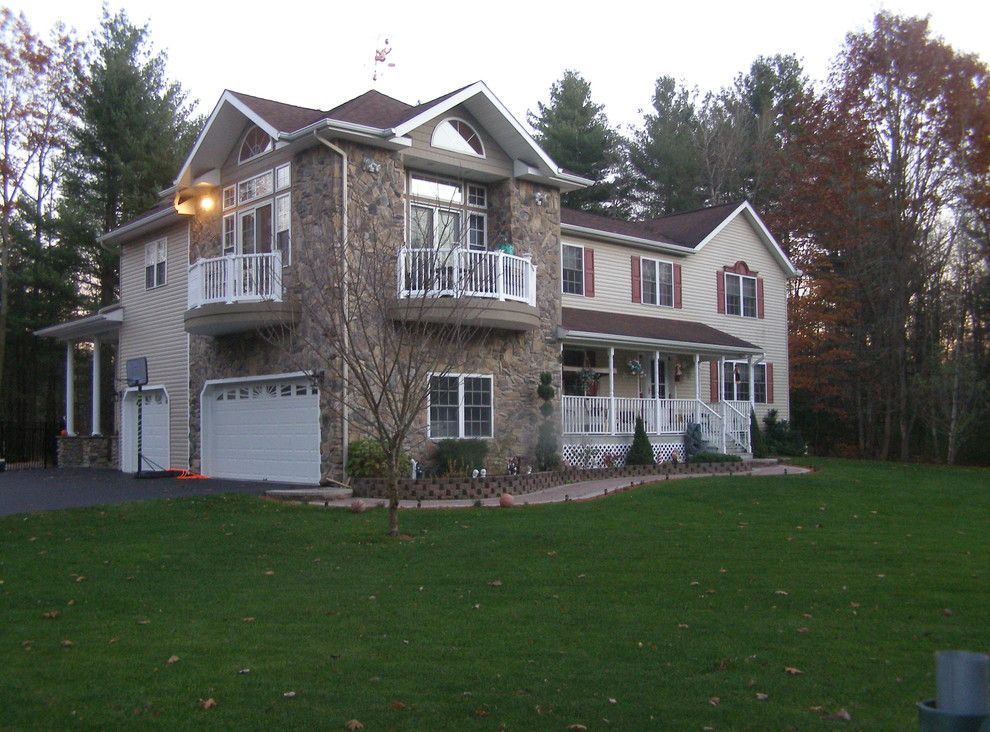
[529,71,622,214]
[625,417,655,466]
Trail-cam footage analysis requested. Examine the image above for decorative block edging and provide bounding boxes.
[351,461,746,501]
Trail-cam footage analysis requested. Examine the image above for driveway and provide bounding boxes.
[0,468,298,517]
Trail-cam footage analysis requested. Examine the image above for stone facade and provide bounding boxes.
[57,435,118,469]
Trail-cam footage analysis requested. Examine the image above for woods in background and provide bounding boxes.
[1,9,986,464]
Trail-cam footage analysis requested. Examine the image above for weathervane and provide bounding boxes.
[373,37,395,82]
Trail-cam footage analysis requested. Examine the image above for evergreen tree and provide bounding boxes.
[58,8,201,309]
[529,71,622,214]
[621,76,705,217]
[625,417,655,465]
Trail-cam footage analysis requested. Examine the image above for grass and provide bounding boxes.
[0,458,987,730]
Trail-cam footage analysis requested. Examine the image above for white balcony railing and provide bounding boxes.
[397,248,536,307]
[188,252,283,309]
[561,395,750,455]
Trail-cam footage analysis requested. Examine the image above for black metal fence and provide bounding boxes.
[0,421,58,469]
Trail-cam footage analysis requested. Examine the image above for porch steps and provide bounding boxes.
[265,487,353,502]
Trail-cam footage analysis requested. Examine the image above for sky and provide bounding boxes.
[10,0,990,133]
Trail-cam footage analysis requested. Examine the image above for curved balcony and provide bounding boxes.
[392,248,540,332]
[184,252,298,336]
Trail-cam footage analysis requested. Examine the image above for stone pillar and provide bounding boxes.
[65,341,76,436]
[91,338,101,436]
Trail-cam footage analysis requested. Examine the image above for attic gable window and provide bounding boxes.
[239,125,274,163]
[431,118,485,157]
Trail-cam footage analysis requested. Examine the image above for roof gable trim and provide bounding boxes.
[695,202,801,278]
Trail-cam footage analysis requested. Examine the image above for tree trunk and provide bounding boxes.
[387,457,400,537]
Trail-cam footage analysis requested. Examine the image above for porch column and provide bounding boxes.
[718,356,726,453]
[694,353,701,424]
[654,350,661,435]
[91,338,102,436]
[608,346,615,435]
[747,356,755,409]
[65,341,76,436]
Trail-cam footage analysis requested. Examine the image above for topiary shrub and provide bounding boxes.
[750,409,770,458]
[625,417,655,465]
[533,372,560,471]
[433,439,489,477]
[347,439,388,478]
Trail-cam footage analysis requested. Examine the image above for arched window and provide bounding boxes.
[239,125,273,163]
[431,117,485,157]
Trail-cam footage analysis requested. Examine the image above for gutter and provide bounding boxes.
[557,327,764,358]
[97,206,180,250]
[313,131,350,481]
[561,223,692,256]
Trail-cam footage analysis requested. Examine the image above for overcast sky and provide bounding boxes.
[12,0,990,132]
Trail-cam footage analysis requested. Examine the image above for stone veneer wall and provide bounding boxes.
[57,435,119,469]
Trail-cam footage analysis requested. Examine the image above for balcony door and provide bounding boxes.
[238,203,273,255]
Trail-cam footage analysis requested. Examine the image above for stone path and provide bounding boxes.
[287,463,811,510]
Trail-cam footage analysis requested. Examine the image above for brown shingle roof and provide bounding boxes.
[325,89,413,128]
[561,201,745,249]
[561,308,759,351]
[228,90,327,133]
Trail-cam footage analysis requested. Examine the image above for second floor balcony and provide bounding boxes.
[184,252,298,336]
[392,247,540,332]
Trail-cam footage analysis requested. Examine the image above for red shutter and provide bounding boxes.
[673,263,682,309]
[584,248,595,298]
[716,271,725,314]
[631,256,641,303]
[766,363,774,403]
[709,361,719,402]
[757,277,765,319]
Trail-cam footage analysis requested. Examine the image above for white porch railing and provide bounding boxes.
[397,248,536,307]
[561,395,750,454]
[188,252,283,309]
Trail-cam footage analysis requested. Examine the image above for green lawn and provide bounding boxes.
[1,459,988,730]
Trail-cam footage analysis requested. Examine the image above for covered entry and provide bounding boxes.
[201,374,320,484]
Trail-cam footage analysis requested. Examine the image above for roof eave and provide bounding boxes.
[557,327,763,357]
[561,222,690,255]
[98,206,182,247]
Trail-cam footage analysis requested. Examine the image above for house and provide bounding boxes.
[37,81,800,483]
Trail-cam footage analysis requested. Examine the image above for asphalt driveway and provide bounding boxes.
[0,468,297,517]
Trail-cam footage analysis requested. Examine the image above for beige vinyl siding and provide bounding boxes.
[117,223,191,467]
[561,214,790,421]
[404,106,513,178]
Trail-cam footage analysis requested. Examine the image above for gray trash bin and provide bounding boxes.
[919,651,990,731]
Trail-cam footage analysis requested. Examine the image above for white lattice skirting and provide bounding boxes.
[562,441,684,468]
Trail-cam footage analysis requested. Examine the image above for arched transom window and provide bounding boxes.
[239,125,274,163]
[431,117,485,157]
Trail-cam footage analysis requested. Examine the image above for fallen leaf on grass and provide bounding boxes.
[797,627,810,634]
[283,691,296,698]
[709,697,720,706]
[344,721,364,730]
[75,576,85,583]
[826,708,852,721]
[785,666,803,675]
[390,701,407,711]
[677,623,689,629]
[137,619,151,625]
[61,639,74,648]
[487,580,503,588]
[242,617,255,623]
[775,590,789,596]
[166,655,180,665]
[756,693,769,701]
[108,637,118,645]
[690,581,700,586]
[546,550,558,557]
[567,725,588,731]
[719,568,728,574]
[238,668,251,675]
[849,602,860,608]
[42,610,61,619]
[264,570,275,576]
[474,707,489,717]
[942,608,953,616]
[199,698,217,710]
[608,697,617,704]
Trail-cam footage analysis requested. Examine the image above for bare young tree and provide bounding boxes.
[266,163,508,535]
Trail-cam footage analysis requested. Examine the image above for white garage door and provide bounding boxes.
[202,377,320,484]
[121,388,170,473]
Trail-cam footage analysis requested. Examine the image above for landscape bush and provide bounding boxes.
[625,417,655,465]
[433,439,489,477]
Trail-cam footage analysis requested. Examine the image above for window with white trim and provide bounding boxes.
[722,361,767,402]
[144,238,167,289]
[221,164,292,263]
[431,117,485,157]
[428,374,493,438]
[407,173,487,250]
[562,244,584,295]
[641,257,674,307]
[725,272,757,317]
[239,125,273,163]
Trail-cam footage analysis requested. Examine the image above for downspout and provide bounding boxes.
[314,131,349,481]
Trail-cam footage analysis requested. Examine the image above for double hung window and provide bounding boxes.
[407,173,487,251]
[562,244,584,295]
[725,273,757,317]
[145,238,167,289]
[641,258,674,307]
[428,374,493,438]
[722,361,767,402]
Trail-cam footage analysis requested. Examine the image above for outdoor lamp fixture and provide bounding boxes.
[199,194,216,212]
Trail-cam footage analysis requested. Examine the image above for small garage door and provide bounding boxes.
[121,388,170,472]
[202,377,320,484]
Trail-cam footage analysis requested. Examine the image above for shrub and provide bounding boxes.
[347,439,388,478]
[683,422,706,462]
[534,421,560,472]
[750,409,770,458]
[626,417,655,465]
[689,451,743,463]
[433,439,489,477]
[763,409,807,456]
